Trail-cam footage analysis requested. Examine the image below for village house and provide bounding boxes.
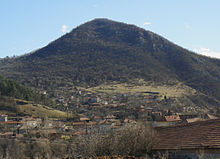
[92,115,102,122]
[124,118,137,124]
[88,96,100,103]
[205,113,218,120]
[57,97,65,103]
[86,121,97,126]
[179,114,198,122]
[22,117,42,129]
[152,119,220,159]
[110,121,122,129]
[99,119,111,125]
[152,111,163,116]
[164,115,181,122]
[0,132,14,138]
[73,131,87,136]
[0,121,23,129]
[153,115,182,127]
[48,120,66,131]
[80,117,90,122]
[105,114,116,120]
[102,101,108,105]
[90,103,101,106]
[0,114,8,122]
[72,122,86,127]
[186,117,203,123]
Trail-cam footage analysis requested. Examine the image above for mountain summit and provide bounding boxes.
[0,18,220,104]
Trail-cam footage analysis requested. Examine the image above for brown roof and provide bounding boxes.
[0,121,23,125]
[164,115,181,122]
[72,122,85,126]
[80,117,90,121]
[72,121,97,127]
[93,116,101,119]
[0,132,13,136]
[90,103,101,106]
[110,125,121,129]
[153,119,220,150]
[105,115,116,119]
[99,119,111,125]
[0,114,8,117]
[186,117,203,123]
[207,114,218,120]
[86,121,97,126]
[73,131,87,136]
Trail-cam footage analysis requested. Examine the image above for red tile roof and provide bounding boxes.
[153,119,220,150]
[72,122,85,126]
[93,116,101,119]
[80,117,90,121]
[0,121,23,124]
[73,131,87,135]
[164,115,181,122]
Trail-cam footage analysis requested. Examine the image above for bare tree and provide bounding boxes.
[75,122,157,158]
[113,122,156,157]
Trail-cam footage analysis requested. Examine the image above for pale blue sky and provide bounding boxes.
[1,0,220,58]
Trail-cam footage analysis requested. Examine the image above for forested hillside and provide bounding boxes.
[0,75,53,106]
[0,18,219,104]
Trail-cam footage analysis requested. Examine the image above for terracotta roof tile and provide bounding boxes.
[153,119,220,150]
[164,115,181,122]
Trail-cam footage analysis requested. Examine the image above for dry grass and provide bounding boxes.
[85,79,196,98]
[16,100,72,118]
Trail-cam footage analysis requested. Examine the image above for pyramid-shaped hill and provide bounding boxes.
[0,18,220,104]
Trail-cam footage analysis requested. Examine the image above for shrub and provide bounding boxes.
[113,123,156,157]
[76,122,156,157]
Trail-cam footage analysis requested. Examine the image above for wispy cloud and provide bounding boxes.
[143,22,152,26]
[61,25,69,33]
[184,23,191,30]
[193,47,220,59]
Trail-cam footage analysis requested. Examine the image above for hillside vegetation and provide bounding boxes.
[0,75,73,118]
[0,18,219,106]
[0,75,53,106]
[85,79,196,97]
[0,96,69,118]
